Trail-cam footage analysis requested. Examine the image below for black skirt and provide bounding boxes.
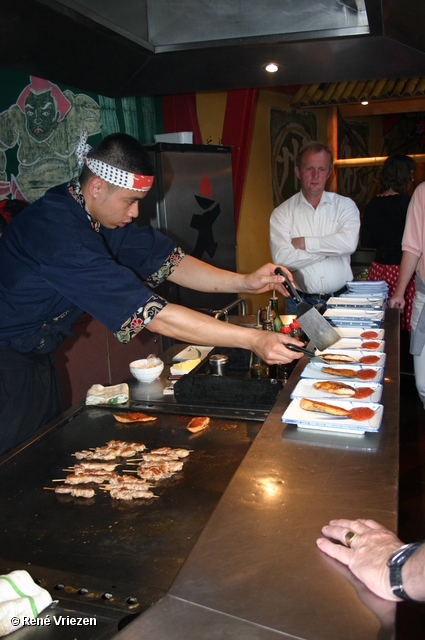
[0,347,61,455]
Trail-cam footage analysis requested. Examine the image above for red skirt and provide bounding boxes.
[367,262,415,331]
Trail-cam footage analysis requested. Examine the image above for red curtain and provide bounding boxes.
[161,94,202,144]
[221,88,257,232]
[161,89,257,232]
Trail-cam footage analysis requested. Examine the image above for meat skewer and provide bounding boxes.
[44,486,96,498]
[109,488,157,500]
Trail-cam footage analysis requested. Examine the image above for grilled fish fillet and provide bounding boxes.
[187,416,210,433]
[321,366,357,378]
[321,354,357,363]
[300,398,350,416]
[312,381,356,396]
[113,412,157,423]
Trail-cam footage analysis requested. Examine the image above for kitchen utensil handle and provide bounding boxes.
[274,267,303,303]
[285,343,316,357]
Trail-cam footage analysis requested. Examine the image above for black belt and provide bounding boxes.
[297,285,347,301]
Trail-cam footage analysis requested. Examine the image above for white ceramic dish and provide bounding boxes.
[334,327,385,340]
[327,296,385,309]
[326,337,385,351]
[282,398,383,433]
[324,309,385,323]
[290,378,383,404]
[130,358,164,383]
[300,362,385,384]
[314,349,386,367]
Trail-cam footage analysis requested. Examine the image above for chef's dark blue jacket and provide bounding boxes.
[0,183,178,355]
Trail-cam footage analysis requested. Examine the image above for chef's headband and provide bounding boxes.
[76,128,154,192]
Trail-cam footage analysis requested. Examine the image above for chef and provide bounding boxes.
[0,130,303,455]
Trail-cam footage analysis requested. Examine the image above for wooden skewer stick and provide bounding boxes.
[51,479,66,482]
[43,487,56,491]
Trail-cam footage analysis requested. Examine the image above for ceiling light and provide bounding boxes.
[361,100,369,105]
[265,63,280,73]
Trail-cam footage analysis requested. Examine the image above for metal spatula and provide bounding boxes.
[274,268,340,350]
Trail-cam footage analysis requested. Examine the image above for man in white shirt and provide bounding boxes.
[269,142,360,314]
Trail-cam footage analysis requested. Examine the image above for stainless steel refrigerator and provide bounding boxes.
[139,143,237,316]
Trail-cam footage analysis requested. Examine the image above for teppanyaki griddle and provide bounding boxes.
[0,405,261,629]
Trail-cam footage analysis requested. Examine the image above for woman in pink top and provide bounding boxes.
[389,180,425,408]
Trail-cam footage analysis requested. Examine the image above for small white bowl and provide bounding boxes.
[130,358,164,384]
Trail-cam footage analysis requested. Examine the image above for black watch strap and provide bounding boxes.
[387,541,423,601]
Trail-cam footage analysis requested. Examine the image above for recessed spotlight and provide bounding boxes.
[361,100,369,105]
[265,63,280,73]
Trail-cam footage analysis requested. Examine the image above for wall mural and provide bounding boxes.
[0,70,162,204]
[270,108,317,208]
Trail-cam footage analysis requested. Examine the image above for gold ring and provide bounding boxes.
[345,531,356,547]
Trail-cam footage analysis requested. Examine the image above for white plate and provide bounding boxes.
[327,296,385,309]
[334,327,385,340]
[282,398,383,433]
[290,378,383,403]
[300,362,385,383]
[324,309,385,321]
[313,349,386,367]
[318,338,385,351]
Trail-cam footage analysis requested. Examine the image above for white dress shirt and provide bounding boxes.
[270,190,360,294]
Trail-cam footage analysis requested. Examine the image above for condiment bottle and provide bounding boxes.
[250,317,269,379]
[279,326,292,381]
[262,314,277,379]
[290,320,302,340]
[269,293,283,333]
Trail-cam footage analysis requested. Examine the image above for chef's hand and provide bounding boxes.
[252,331,304,365]
[316,518,403,601]
[242,263,295,297]
[388,293,406,311]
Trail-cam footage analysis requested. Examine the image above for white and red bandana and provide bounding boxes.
[76,128,153,192]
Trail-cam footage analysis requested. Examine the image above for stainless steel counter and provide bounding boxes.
[114,310,400,640]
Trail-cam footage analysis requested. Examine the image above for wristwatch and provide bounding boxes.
[387,541,423,601]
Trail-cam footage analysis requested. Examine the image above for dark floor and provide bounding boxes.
[396,337,425,638]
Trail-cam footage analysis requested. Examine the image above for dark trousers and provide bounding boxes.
[0,347,61,455]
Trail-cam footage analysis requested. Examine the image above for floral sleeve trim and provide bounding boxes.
[145,247,185,287]
[114,294,167,343]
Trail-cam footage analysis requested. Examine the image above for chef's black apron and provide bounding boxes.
[0,347,61,455]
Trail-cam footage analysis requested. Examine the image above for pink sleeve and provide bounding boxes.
[402,182,425,282]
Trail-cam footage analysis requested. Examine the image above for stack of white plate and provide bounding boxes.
[345,280,389,298]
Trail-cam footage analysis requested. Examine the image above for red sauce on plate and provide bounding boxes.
[359,355,380,364]
[361,341,380,350]
[360,330,378,339]
[348,407,375,421]
[352,387,374,399]
[357,369,376,380]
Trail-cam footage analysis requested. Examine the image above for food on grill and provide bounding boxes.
[187,416,210,433]
[151,446,190,458]
[64,472,120,484]
[321,354,357,363]
[49,443,191,503]
[74,440,147,460]
[72,462,119,472]
[109,488,156,500]
[312,381,356,396]
[54,486,96,498]
[300,398,351,416]
[321,366,357,378]
[113,412,157,423]
[136,459,184,480]
[108,475,152,487]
